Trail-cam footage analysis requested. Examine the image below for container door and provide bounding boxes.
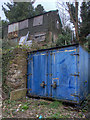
[51,48,78,101]
[27,51,47,97]
[46,51,52,97]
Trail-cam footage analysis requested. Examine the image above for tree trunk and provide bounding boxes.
[75,1,79,41]
[66,1,79,42]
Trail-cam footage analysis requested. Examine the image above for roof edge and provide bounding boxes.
[27,43,79,54]
[8,9,58,26]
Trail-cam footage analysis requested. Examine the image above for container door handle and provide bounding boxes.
[51,82,57,89]
[40,81,46,88]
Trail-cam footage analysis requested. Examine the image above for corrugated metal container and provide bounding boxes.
[27,44,90,103]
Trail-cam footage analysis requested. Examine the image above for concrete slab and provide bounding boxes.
[10,88,27,101]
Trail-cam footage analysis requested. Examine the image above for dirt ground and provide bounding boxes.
[2,96,90,119]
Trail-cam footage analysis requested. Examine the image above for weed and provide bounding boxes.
[39,101,49,105]
[82,109,87,113]
[51,113,60,118]
[78,113,83,117]
[25,102,31,106]
[48,112,59,118]
[34,102,39,106]
[60,115,65,118]
[48,101,62,109]
[48,112,70,118]
[21,105,29,110]
[5,99,11,104]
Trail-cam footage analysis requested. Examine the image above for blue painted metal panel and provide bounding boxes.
[51,47,78,101]
[27,44,89,103]
[79,46,89,101]
[88,53,90,94]
[47,51,52,97]
[27,51,47,97]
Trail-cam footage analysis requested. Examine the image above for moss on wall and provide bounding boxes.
[2,46,27,98]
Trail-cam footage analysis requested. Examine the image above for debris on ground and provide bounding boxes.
[2,97,89,118]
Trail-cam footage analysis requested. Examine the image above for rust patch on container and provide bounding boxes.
[52,78,59,80]
[41,54,46,55]
[64,49,76,52]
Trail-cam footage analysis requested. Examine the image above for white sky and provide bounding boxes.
[0,0,86,20]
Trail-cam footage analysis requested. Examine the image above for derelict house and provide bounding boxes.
[2,10,62,43]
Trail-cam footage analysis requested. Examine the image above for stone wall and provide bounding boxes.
[6,48,27,91]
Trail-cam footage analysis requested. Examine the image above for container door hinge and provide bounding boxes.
[46,52,48,56]
[27,58,29,61]
[40,81,47,88]
[27,73,32,76]
[27,58,32,61]
[70,74,79,77]
[49,74,52,77]
[50,53,53,55]
[70,53,79,56]
[46,73,48,76]
[71,94,80,98]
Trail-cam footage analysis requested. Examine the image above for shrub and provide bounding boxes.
[56,34,72,46]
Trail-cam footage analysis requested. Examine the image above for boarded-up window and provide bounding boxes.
[33,15,43,26]
[34,33,46,42]
[8,23,19,33]
[19,19,28,30]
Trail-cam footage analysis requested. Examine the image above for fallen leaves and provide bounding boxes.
[2,97,89,118]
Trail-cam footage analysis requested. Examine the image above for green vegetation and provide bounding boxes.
[56,26,72,46]
[56,34,72,46]
[79,2,90,44]
[48,101,62,109]
[2,2,45,24]
[48,112,61,118]
[39,101,49,105]
[21,105,29,110]
[2,97,88,118]
[2,39,27,98]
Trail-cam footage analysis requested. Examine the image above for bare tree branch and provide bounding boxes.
[57,1,69,12]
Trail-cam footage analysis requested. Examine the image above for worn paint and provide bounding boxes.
[41,54,46,55]
[64,49,76,52]
[52,78,59,80]
[27,45,90,103]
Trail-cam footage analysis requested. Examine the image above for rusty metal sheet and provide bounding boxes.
[19,19,28,30]
[33,15,43,26]
[8,23,19,33]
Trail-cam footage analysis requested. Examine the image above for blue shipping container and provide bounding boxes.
[27,44,90,103]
